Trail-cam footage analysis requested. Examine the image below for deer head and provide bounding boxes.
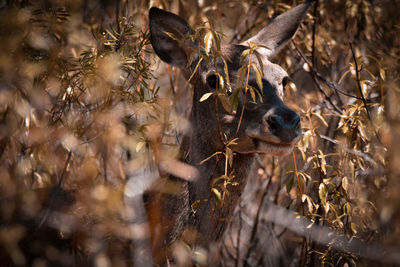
[149,2,312,158]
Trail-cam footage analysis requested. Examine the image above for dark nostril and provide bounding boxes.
[292,116,300,129]
[267,115,282,131]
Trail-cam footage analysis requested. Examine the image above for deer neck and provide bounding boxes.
[183,85,255,246]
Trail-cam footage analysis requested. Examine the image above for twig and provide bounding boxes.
[292,151,304,216]
[38,150,72,229]
[293,43,354,104]
[311,0,319,67]
[57,150,72,187]
[349,42,372,121]
[349,42,384,145]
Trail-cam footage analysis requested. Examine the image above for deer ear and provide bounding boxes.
[242,1,313,59]
[149,7,195,69]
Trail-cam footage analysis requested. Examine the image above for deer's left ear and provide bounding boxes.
[149,7,196,69]
[242,1,313,59]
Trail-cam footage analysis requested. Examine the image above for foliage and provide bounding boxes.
[0,0,399,266]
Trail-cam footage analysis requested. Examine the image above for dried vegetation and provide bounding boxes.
[0,0,399,266]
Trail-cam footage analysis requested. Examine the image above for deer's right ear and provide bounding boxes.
[149,7,195,69]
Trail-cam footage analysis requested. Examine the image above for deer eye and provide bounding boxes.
[282,76,291,87]
[206,74,218,89]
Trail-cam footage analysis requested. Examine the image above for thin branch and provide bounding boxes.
[293,43,354,103]
[349,42,372,121]
[37,150,72,229]
[349,42,384,145]
[292,151,304,216]
[293,44,343,114]
[311,0,319,67]
[57,150,72,187]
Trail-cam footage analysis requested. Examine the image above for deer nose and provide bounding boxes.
[265,112,301,143]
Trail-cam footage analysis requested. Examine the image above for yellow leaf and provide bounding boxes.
[218,94,232,113]
[319,183,327,206]
[338,68,351,84]
[237,66,247,87]
[223,59,232,93]
[163,31,178,41]
[342,176,349,191]
[240,49,251,63]
[212,188,221,205]
[191,200,201,213]
[302,194,315,213]
[252,64,263,91]
[200,92,213,102]
[349,161,355,180]
[204,31,213,56]
[249,87,256,102]
[380,68,385,81]
[302,130,311,150]
[319,150,327,175]
[313,112,328,127]
[217,73,225,90]
[136,141,145,152]
[351,222,358,234]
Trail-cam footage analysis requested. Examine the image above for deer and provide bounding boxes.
[140,1,313,264]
